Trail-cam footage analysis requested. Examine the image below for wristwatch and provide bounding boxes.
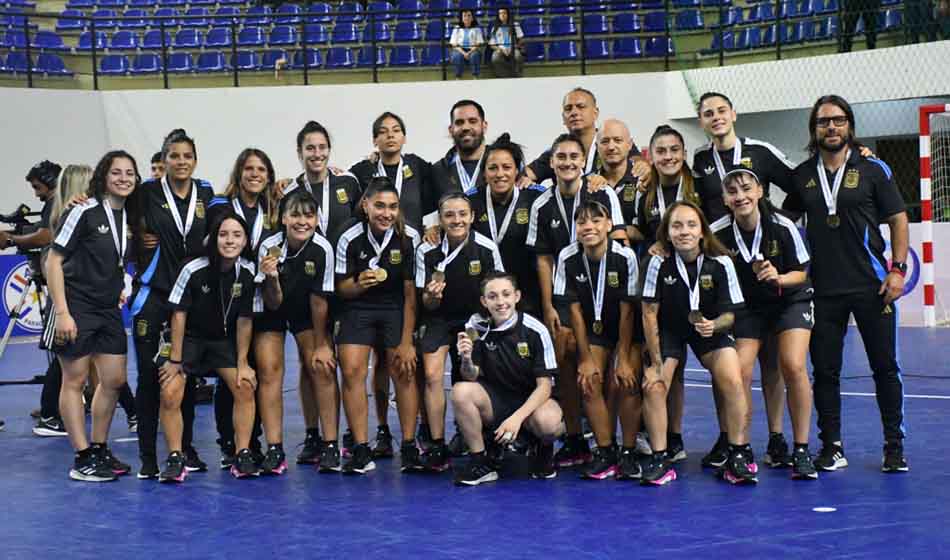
[890,261,907,276]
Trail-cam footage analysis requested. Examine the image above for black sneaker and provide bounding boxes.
[296,431,323,465]
[530,442,557,480]
[342,443,376,475]
[219,440,236,470]
[554,435,592,468]
[641,451,677,486]
[454,452,499,486]
[764,433,792,468]
[417,423,434,452]
[318,441,342,473]
[230,448,260,478]
[882,441,909,473]
[617,447,642,480]
[791,446,818,480]
[342,429,355,458]
[581,445,619,480]
[722,446,759,485]
[0,419,4,431]
[447,431,469,457]
[93,444,131,476]
[422,443,451,473]
[372,425,395,459]
[814,443,848,471]
[138,455,159,480]
[400,441,424,472]
[667,433,687,463]
[701,433,729,468]
[159,451,187,483]
[33,416,67,437]
[69,450,118,482]
[127,414,138,434]
[260,445,288,475]
[183,447,208,472]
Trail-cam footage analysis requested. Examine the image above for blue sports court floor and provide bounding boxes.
[1,326,948,558]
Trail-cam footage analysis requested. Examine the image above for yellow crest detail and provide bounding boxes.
[469,260,482,276]
[517,342,530,358]
[389,249,402,264]
[403,165,414,179]
[740,157,753,169]
[607,271,620,288]
[304,261,316,276]
[844,169,859,189]
[479,213,489,222]
[623,185,636,202]
[136,319,148,337]
[700,274,713,290]
[232,283,242,297]
[516,208,529,224]
[195,201,205,219]
[336,188,349,204]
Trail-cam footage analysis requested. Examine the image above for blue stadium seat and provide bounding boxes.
[521,17,546,37]
[91,9,118,28]
[231,50,259,70]
[881,9,901,30]
[585,2,608,12]
[128,0,157,7]
[750,3,776,22]
[5,30,26,49]
[5,52,31,73]
[118,9,149,29]
[191,0,216,6]
[794,0,815,17]
[548,40,576,60]
[292,47,323,68]
[421,45,446,65]
[517,0,544,15]
[357,44,387,66]
[612,37,642,58]
[77,30,108,50]
[458,0,484,16]
[736,26,761,48]
[428,0,454,17]
[363,21,391,42]
[166,52,193,72]
[815,0,838,15]
[174,28,202,48]
[99,54,129,75]
[389,45,418,65]
[142,29,171,49]
[582,14,608,34]
[332,23,359,43]
[326,46,354,68]
[367,1,394,21]
[584,39,610,59]
[56,10,84,32]
[65,0,94,8]
[181,7,209,28]
[204,27,231,47]
[799,19,818,40]
[523,41,544,61]
[676,9,704,30]
[131,52,161,73]
[110,30,140,49]
[881,0,899,5]
[336,2,363,23]
[196,51,227,72]
[774,22,800,43]
[151,8,179,27]
[549,0,575,14]
[396,0,425,20]
[269,25,297,46]
[393,20,420,41]
[36,53,72,75]
[2,8,34,31]
[159,0,185,7]
[639,0,663,7]
[32,31,69,51]
[237,26,265,47]
[302,23,329,44]
[261,49,288,69]
[715,6,742,27]
[644,35,673,56]
[424,20,449,40]
[245,6,272,26]
[702,0,731,5]
[706,30,734,51]
[761,23,776,45]
[275,3,302,24]
[211,7,239,27]
[97,0,124,6]
[673,0,700,6]
[612,12,640,33]
[305,2,332,23]
[219,0,245,5]
[548,16,576,36]
[643,11,666,32]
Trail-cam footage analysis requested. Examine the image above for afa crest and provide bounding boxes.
[844,169,860,189]
[623,186,636,202]
[700,274,713,290]
[516,208,529,225]
[517,342,530,358]
[389,249,402,265]
[195,201,205,219]
[336,188,349,204]
[607,271,620,288]
[469,260,482,276]
[304,261,316,276]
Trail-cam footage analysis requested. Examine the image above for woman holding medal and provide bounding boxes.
[716,169,817,479]
[335,177,422,475]
[416,192,504,473]
[526,133,626,468]
[128,129,215,479]
[553,200,642,480]
[161,213,258,481]
[640,200,756,485]
[46,151,139,482]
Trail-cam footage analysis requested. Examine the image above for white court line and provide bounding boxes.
[683,382,950,400]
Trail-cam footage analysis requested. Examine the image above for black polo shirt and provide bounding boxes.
[39,197,53,229]
[692,137,795,223]
[169,256,256,340]
[52,199,126,312]
[135,177,215,296]
[606,165,639,229]
[782,151,905,297]
[415,230,504,321]
[469,311,558,399]
[255,230,335,314]
[633,183,703,252]
[285,171,362,245]
[349,153,434,231]
[527,136,641,185]
[208,195,271,253]
[335,218,420,310]
[641,253,745,337]
[429,147,487,202]
[552,240,639,343]
[713,212,812,311]
[526,179,625,257]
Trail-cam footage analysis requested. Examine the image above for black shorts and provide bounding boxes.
[183,336,236,373]
[254,308,313,335]
[480,381,528,427]
[419,316,467,354]
[335,305,403,348]
[660,329,735,363]
[54,307,127,359]
[556,303,572,329]
[734,300,814,340]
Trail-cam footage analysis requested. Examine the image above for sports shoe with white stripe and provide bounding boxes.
[455,453,499,486]
[70,451,118,483]
[33,416,68,437]
[882,441,909,473]
[814,444,848,472]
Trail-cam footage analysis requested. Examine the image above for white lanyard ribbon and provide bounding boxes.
[656,176,683,216]
[303,173,331,234]
[366,223,394,269]
[732,216,764,263]
[585,138,597,174]
[102,203,127,268]
[486,187,520,244]
[555,186,581,242]
[817,149,851,217]
[582,252,606,323]
[466,311,518,336]
[220,260,240,336]
[278,233,308,264]
[161,176,197,248]
[454,152,482,193]
[713,138,743,180]
[675,253,704,311]
[437,233,468,272]
[231,198,263,249]
[377,157,404,197]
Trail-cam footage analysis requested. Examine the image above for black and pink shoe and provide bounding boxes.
[641,451,677,486]
[159,451,188,484]
[230,448,260,479]
[580,445,619,480]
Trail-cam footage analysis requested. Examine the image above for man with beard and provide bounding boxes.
[430,100,489,199]
[782,95,910,474]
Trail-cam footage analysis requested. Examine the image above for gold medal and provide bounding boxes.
[267,246,281,259]
[465,327,479,342]
[431,270,446,284]
[826,215,840,228]
[592,320,604,335]
[375,268,388,282]
[688,311,704,324]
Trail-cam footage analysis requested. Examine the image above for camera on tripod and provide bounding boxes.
[0,203,44,277]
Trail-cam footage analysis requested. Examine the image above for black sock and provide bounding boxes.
[378,424,390,433]
[769,431,783,438]
[668,432,682,445]
[90,442,105,450]
[729,443,752,453]
[793,443,809,451]
[401,439,415,448]
[77,447,93,460]
[432,438,445,447]
[622,446,636,453]
[268,443,283,452]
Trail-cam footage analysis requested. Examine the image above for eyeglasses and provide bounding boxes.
[816,116,849,128]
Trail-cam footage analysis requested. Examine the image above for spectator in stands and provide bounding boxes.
[488,7,524,78]
[938,0,950,38]
[450,9,485,79]
[841,0,881,52]
[150,152,164,181]
[905,0,938,43]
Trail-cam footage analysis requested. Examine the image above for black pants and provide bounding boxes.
[41,354,136,419]
[811,291,905,445]
[132,289,196,460]
[841,0,882,51]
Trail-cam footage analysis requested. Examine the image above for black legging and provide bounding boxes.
[841,0,882,51]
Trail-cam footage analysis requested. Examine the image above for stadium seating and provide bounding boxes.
[204,27,231,48]
[36,54,72,75]
[292,47,323,68]
[612,37,642,58]
[231,50,260,71]
[389,45,419,66]
[196,51,227,72]
[110,30,140,50]
[326,46,355,68]
[166,52,193,72]
[99,54,129,75]
[261,49,288,69]
[357,45,387,66]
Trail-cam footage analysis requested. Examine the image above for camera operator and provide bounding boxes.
[0,161,59,252]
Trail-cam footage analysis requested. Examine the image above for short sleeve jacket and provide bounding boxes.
[255,231,335,316]
[526,180,625,257]
[469,312,558,400]
[335,219,421,310]
[415,230,504,321]
[52,200,126,312]
[285,171,362,245]
[168,256,256,340]
[349,153,435,232]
